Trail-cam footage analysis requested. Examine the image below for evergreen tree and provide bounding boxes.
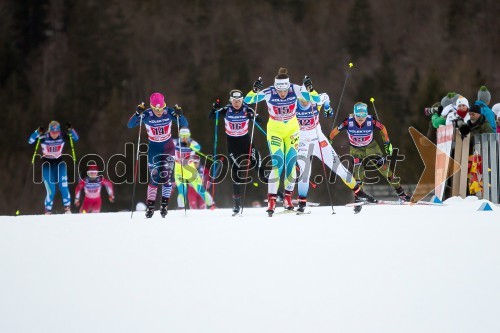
[346,0,373,61]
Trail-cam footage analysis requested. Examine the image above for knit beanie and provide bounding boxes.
[469,104,482,114]
[448,92,460,106]
[440,95,453,107]
[477,86,491,104]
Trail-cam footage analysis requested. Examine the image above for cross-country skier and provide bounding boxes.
[74,162,114,213]
[245,68,314,216]
[127,92,186,218]
[329,102,411,203]
[296,90,376,212]
[185,155,211,209]
[208,89,272,215]
[173,128,214,209]
[28,120,79,214]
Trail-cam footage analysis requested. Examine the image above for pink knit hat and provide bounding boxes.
[150,93,165,108]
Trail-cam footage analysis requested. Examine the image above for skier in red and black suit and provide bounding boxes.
[74,162,114,213]
[208,89,270,215]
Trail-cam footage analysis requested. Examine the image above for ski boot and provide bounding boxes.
[297,196,307,214]
[232,195,241,216]
[353,186,377,203]
[64,206,72,214]
[396,187,412,202]
[283,190,294,211]
[160,197,169,218]
[145,200,155,218]
[266,194,277,217]
[276,190,285,203]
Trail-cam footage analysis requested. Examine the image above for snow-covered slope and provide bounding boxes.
[1,197,499,333]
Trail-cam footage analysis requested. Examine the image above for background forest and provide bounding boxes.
[1,0,499,215]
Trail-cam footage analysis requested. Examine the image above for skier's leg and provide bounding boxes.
[42,161,56,213]
[267,119,286,195]
[57,161,71,208]
[297,138,314,198]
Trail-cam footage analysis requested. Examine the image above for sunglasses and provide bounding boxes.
[152,106,165,112]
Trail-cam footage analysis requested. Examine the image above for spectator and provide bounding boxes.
[446,95,470,126]
[466,104,493,197]
[474,86,497,132]
[492,103,500,133]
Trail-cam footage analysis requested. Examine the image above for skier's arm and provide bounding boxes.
[189,139,201,152]
[329,118,349,140]
[28,128,44,144]
[168,107,188,127]
[74,179,85,203]
[373,119,393,154]
[102,178,115,201]
[65,123,79,142]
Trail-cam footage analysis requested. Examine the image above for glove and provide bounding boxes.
[135,102,146,116]
[109,196,114,203]
[303,76,313,92]
[323,103,334,117]
[173,104,183,116]
[37,126,44,134]
[213,99,221,110]
[74,199,80,207]
[189,142,200,152]
[458,123,470,137]
[252,78,264,93]
[384,142,393,155]
[246,110,256,119]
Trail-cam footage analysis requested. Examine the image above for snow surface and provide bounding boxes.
[1,197,499,333]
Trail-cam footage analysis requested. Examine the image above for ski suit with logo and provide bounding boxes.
[127,108,187,203]
[28,128,79,211]
[208,103,268,197]
[245,84,304,195]
[75,175,114,213]
[173,138,213,208]
[296,98,357,198]
[330,115,401,190]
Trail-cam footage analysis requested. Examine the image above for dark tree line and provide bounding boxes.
[1,0,499,214]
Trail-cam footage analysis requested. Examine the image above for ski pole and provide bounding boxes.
[130,113,143,218]
[240,96,260,216]
[176,112,188,217]
[331,62,354,131]
[195,150,214,162]
[69,133,76,161]
[315,125,335,214]
[32,138,40,164]
[303,75,335,214]
[254,121,267,136]
[370,97,381,121]
[211,99,220,205]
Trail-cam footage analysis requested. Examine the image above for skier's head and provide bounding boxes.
[179,128,191,143]
[274,67,290,99]
[229,89,244,109]
[353,102,368,117]
[150,92,166,111]
[87,162,99,178]
[48,120,61,139]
